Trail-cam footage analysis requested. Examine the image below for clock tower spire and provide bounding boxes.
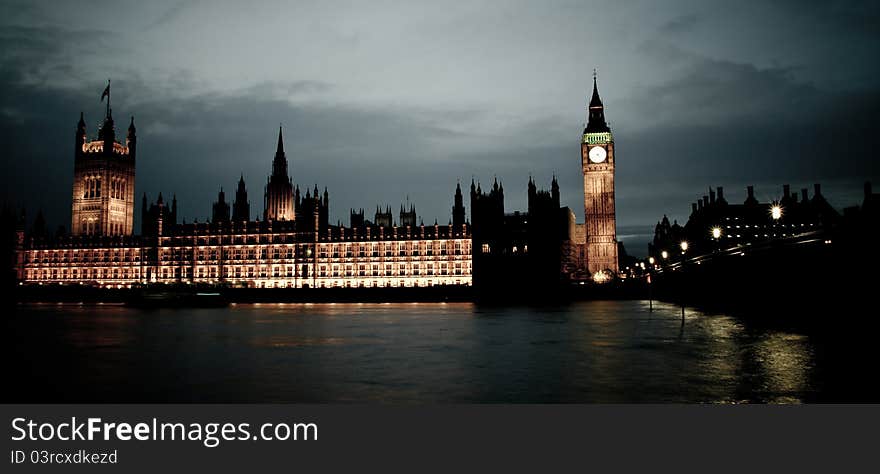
[580,72,618,278]
[585,72,610,133]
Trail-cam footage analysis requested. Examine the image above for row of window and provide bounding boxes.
[80,177,128,200]
[28,249,141,264]
[28,268,141,280]
[160,234,469,246]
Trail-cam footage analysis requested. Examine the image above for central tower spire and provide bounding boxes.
[272,125,288,178]
[264,125,295,222]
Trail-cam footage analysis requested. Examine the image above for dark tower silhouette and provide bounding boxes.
[452,182,466,228]
[212,187,231,223]
[551,175,560,208]
[295,185,329,233]
[75,112,86,154]
[350,208,365,228]
[264,126,294,221]
[232,175,250,221]
[375,206,393,228]
[142,192,178,236]
[127,116,137,161]
[400,202,417,228]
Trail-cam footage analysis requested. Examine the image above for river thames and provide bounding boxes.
[5,300,864,403]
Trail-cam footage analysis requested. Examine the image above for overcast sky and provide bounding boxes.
[1,0,878,254]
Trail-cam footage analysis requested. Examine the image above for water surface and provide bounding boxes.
[6,301,833,403]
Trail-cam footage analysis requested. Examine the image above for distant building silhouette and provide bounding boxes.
[470,176,576,293]
[649,183,841,259]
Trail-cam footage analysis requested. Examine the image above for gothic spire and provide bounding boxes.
[585,71,610,134]
[271,125,289,178]
[589,71,603,109]
[276,124,284,155]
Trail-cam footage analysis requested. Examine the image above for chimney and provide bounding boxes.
[698,200,703,211]
[709,188,716,204]
[691,203,698,214]
[747,185,755,199]
[783,184,791,198]
[702,195,709,208]
[801,188,808,202]
[717,187,725,201]
[814,183,822,197]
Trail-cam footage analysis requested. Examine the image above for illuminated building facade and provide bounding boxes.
[70,89,137,237]
[580,73,618,277]
[19,221,471,289]
[18,113,472,288]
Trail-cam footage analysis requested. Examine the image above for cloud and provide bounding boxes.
[142,1,197,32]
[2,0,879,257]
[659,13,699,35]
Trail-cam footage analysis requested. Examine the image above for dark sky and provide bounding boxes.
[2,0,878,254]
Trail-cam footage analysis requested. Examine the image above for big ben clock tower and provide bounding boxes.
[581,72,618,277]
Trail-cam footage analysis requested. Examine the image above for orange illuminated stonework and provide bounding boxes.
[70,110,137,237]
[19,222,471,288]
[580,74,618,276]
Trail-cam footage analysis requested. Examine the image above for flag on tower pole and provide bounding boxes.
[101,80,111,117]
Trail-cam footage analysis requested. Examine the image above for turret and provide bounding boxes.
[127,116,137,160]
[717,186,727,205]
[744,185,758,206]
[453,182,466,228]
[141,193,148,233]
[212,187,231,223]
[233,174,250,221]
[76,112,86,154]
[171,194,178,224]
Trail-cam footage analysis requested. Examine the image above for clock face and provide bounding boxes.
[588,146,607,163]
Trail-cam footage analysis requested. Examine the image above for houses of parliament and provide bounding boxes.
[15,78,620,289]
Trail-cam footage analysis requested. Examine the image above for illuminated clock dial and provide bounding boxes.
[588,146,607,163]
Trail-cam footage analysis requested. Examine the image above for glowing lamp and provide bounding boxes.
[661,250,668,260]
[770,204,783,220]
[592,271,610,284]
[680,241,688,252]
[711,227,722,239]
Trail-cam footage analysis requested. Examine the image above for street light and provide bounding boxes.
[648,257,655,265]
[680,241,688,252]
[770,204,783,220]
[711,227,722,239]
[661,250,668,260]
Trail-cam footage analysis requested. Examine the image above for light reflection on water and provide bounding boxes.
[9,301,819,403]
